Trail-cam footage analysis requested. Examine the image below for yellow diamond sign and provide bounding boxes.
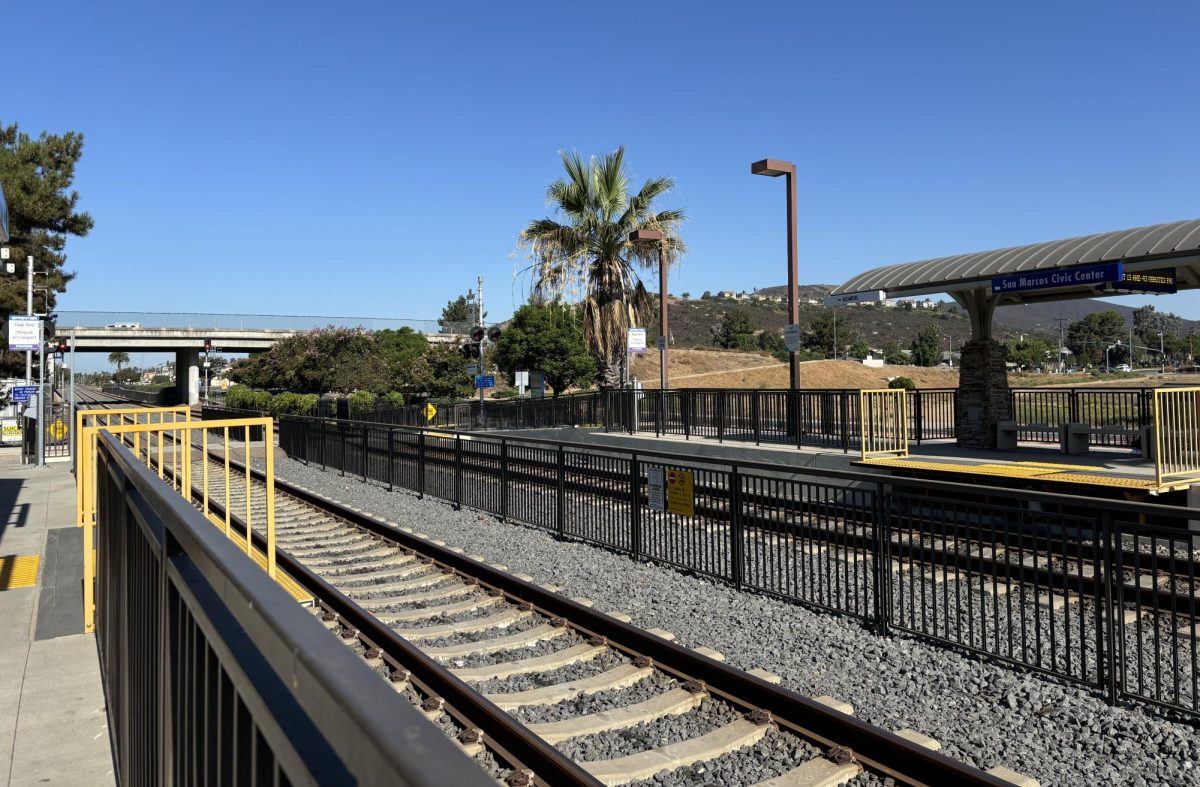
[423,402,437,421]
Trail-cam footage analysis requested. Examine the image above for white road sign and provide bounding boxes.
[627,327,647,354]
[7,316,41,352]
[783,324,802,352]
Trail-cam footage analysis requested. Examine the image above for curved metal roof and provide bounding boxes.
[831,218,1200,297]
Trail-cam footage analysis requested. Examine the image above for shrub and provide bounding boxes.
[347,389,376,413]
[888,376,915,390]
[491,387,519,400]
[380,391,406,409]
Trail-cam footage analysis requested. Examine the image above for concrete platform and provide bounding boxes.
[0,447,115,786]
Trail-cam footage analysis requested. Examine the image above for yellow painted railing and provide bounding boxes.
[859,388,909,460]
[76,407,276,633]
[1154,387,1200,487]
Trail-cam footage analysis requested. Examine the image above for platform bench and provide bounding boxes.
[996,421,1056,451]
[1063,422,1154,459]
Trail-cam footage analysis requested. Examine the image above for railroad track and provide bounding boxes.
[167,440,1026,786]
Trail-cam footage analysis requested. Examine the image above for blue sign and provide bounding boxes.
[474,375,495,389]
[992,262,1123,295]
[11,386,36,402]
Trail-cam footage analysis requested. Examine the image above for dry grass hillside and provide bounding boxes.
[628,349,960,389]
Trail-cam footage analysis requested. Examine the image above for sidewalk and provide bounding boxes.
[0,448,114,786]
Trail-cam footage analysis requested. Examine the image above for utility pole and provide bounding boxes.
[832,311,837,360]
[1053,318,1068,373]
[948,335,954,369]
[25,256,33,384]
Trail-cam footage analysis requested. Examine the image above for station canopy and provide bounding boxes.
[830,218,1200,305]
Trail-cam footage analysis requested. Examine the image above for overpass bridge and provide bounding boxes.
[53,311,463,404]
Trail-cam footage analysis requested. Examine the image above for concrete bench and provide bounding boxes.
[996,421,1055,450]
[1063,422,1154,458]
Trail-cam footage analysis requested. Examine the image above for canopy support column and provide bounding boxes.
[952,288,1010,449]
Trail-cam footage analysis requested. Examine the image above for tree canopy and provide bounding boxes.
[520,147,685,386]
[439,292,478,333]
[713,306,755,350]
[492,304,596,397]
[0,121,93,375]
[1066,310,1126,367]
[909,324,942,367]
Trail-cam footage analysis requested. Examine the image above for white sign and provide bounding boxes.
[7,316,42,352]
[646,466,665,511]
[627,327,647,354]
[514,370,529,387]
[783,324,802,352]
[824,290,886,305]
[0,247,8,259]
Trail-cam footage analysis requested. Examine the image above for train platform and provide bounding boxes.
[0,448,114,787]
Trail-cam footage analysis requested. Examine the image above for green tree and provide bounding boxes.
[0,122,94,375]
[713,305,756,349]
[757,330,788,362]
[910,324,942,367]
[229,326,391,394]
[1066,310,1125,367]
[107,351,130,370]
[881,341,908,365]
[849,338,871,359]
[377,327,433,393]
[113,367,138,384]
[520,147,686,386]
[700,290,712,300]
[1004,336,1051,371]
[492,304,596,397]
[439,292,478,333]
[424,343,474,398]
[803,310,858,358]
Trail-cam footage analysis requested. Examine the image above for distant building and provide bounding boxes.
[717,290,748,300]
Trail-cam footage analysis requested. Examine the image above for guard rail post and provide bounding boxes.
[841,392,851,454]
[1099,509,1118,706]
[752,389,761,445]
[717,390,726,443]
[630,453,642,561]
[556,444,566,540]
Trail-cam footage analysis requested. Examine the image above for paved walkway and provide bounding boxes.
[0,449,114,786]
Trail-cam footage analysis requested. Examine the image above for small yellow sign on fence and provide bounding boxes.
[48,419,68,441]
[665,468,694,518]
[424,402,437,421]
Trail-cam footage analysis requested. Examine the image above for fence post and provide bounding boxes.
[630,454,641,560]
[656,390,662,438]
[752,390,761,445]
[913,391,923,445]
[417,431,425,499]
[1099,509,1118,706]
[730,465,743,590]
[794,389,803,450]
[683,392,691,441]
[556,445,566,540]
[500,438,509,521]
[717,390,726,443]
[387,428,395,492]
[454,435,463,509]
[340,423,347,477]
[362,425,369,483]
[1069,388,1080,424]
[873,482,890,635]
[840,392,850,454]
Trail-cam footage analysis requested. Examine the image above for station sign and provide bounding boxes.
[991,262,1122,295]
[10,385,36,402]
[825,290,886,305]
[7,316,41,352]
[1106,268,1177,294]
[474,375,495,389]
[627,327,647,354]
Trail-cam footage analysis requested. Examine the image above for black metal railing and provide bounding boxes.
[103,384,177,406]
[200,405,269,440]
[279,414,1200,719]
[93,430,491,786]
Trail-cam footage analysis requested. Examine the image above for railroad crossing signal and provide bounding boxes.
[423,402,437,421]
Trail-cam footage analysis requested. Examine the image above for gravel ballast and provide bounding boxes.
[270,454,1200,786]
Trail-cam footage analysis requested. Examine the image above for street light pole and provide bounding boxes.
[1159,331,1165,373]
[629,230,668,390]
[751,159,800,389]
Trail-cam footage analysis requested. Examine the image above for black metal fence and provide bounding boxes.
[103,384,177,406]
[279,414,1200,719]
[348,392,607,431]
[200,405,269,440]
[92,430,489,786]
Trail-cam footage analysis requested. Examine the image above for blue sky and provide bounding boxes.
[9,0,1200,333]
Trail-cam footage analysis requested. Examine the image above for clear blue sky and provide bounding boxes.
[10,0,1200,327]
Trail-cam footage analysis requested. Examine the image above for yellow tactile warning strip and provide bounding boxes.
[204,514,314,605]
[858,457,1176,492]
[0,555,41,590]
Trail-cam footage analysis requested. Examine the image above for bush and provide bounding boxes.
[491,387,519,400]
[225,384,253,409]
[347,389,376,413]
[380,391,406,409]
[888,376,915,390]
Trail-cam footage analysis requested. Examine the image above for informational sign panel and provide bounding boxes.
[474,375,495,389]
[531,370,545,400]
[783,324,802,352]
[1109,268,1177,294]
[627,327,647,354]
[665,468,694,517]
[0,419,20,445]
[991,262,1122,295]
[646,466,665,511]
[11,386,36,402]
[7,316,41,352]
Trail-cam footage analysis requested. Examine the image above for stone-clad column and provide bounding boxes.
[175,350,200,406]
[955,339,1011,449]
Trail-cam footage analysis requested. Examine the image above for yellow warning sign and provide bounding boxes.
[48,419,68,441]
[423,402,437,421]
[665,468,694,518]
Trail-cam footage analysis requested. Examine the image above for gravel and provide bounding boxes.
[267,454,1200,786]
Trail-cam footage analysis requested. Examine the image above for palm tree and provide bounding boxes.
[520,147,685,387]
[107,351,129,370]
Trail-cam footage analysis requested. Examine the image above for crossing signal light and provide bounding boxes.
[204,339,212,353]
[470,326,485,342]
[56,341,66,353]
[487,326,502,342]
[459,342,481,359]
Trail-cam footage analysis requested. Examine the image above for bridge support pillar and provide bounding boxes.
[175,350,200,406]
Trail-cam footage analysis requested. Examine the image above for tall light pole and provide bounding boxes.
[629,229,669,390]
[751,159,800,389]
[1159,331,1165,373]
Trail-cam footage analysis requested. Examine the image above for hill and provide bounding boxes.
[629,350,959,389]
